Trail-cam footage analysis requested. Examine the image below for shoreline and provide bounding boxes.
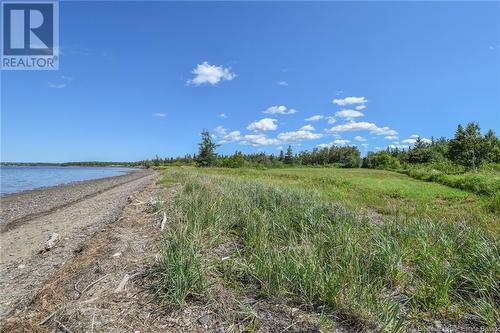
[0,169,159,318]
[0,166,140,198]
[0,168,153,230]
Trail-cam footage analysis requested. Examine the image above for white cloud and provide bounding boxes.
[153,113,166,117]
[48,83,66,89]
[277,130,322,142]
[317,139,350,148]
[300,124,315,131]
[247,118,278,131]
[305,115,324,122]
[361,143,369,148]
[327,121,398,136]
[263,105,297,115]
[410,134,420,138]
[384,135,398,140]
[219,113,228,118]
[326,116,336,124]
[403,137,431,145]
[333,96,368,106]
[354,135,367,142]
[187,61,236,85]
[335,109,364,119]
[335,90,344,96]
[278,81,289,86]
[240,134,280,146]
[213,126,242,144]
[355,105,366,111]
[334,139,350,145]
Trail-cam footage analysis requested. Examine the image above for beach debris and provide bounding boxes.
[114,270,146,293]
[197,314,211,326]
[160,211,167,231]
[18,264,26,269]
[54,319,73,333]
[112,252,122,257]
[39,311,56,325]
[75,274,110,299]
[115,273,131,293]
[41,233,59,252]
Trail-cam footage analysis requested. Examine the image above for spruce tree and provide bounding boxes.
[197,130,218,167]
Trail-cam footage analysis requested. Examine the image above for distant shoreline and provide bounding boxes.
[1,163,139,167]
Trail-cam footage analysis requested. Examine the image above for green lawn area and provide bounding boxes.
[196,167,499,233]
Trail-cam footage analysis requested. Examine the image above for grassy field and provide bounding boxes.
[196,167,499,232]
[156,167,499,331]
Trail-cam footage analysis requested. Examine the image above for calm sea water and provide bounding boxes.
[0,166,134,195]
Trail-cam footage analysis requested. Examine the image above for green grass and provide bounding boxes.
[197,167,499,233]
[156,167,499,330]
[396,167,500,197]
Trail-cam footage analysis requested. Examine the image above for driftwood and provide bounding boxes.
[160,212,167,231]
[39,311,56,325]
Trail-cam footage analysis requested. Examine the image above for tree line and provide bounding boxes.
[364,122,500,171]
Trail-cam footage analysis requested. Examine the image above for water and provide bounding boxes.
[0,166,134,195]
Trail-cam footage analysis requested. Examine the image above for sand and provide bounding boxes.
[0,169,157,318]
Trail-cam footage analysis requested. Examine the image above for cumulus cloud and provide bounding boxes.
[327,121,398,136]
[277,130,322,142]
[332,96,368,106]
[355,105,366,111]
[305,115,324,122]
[263,105,297,115]
[402,137,431,145]
[247,118,278,131]
[384,135,399,140]
[326,116,336,124]
[300,125,315,131]
[278,81,289,86]
[354,135,367,142]
[187,61,236,85]
[335,109,364,119]
[240,134,280,146]
[219,113,228,118]
[317,139,350,148]
[213,126,241,144]
[409,134,420,138]
[152,113,166,117]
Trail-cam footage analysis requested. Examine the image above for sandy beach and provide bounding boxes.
[0,169,158,319]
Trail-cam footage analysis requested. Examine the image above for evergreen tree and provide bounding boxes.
[278,150,284,162]
[284,145,293,164]
[197,130,218,167]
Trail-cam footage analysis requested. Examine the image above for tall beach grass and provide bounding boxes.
[157,168,499,330]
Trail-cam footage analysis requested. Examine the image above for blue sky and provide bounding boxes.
[1,1,499,162]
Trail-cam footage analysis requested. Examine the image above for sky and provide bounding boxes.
[1,1,499,162]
